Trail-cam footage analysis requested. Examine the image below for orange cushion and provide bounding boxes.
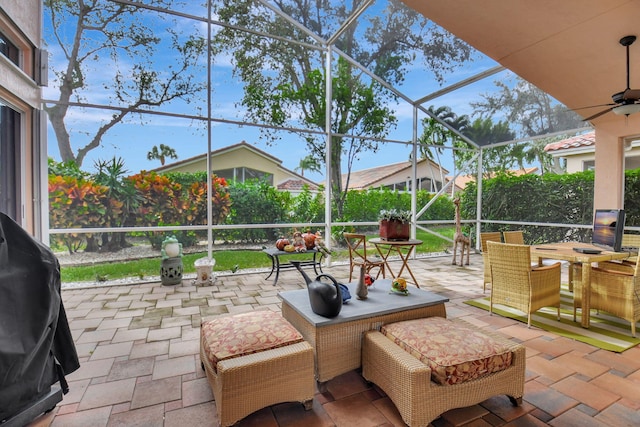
[381,317,513,385]
[201,310,304,372]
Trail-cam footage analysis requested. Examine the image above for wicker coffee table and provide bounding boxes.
[278,279,448,384]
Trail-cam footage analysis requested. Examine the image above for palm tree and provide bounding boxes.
[147,144,178,166]
[295,155,321,177]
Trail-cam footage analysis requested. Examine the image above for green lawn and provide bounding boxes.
[61,227,454,283]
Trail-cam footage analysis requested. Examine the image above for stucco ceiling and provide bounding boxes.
[401,0,640,136]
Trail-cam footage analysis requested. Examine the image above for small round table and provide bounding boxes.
[369,238,423,287]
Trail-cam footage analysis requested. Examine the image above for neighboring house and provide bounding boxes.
[0,2,47,238]
[544,131,640,173]
[447,168,539,193]
[153,141,320,195]
[340,158,449,192]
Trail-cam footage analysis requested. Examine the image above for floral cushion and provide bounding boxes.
[381,317,513,385]
[201,310,304,372]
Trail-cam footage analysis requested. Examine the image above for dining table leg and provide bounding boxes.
[580,263,592,328]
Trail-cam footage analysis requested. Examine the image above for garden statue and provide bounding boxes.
[452,197,470,266]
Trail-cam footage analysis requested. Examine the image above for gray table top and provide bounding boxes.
[278,279,448,327]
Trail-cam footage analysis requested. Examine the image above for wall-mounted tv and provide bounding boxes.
[592,209,626,252]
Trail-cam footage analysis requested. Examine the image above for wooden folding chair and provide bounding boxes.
[343,233,385,282]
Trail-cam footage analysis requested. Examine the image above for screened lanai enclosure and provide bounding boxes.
[44,0,595,262]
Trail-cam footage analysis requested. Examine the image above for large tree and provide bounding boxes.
[44,0,207,167]
[470,76,584,173]
[212,0,473,215]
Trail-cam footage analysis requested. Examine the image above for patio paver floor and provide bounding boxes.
[27,254,640,426]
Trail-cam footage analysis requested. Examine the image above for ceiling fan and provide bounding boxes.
[581,35,640,121]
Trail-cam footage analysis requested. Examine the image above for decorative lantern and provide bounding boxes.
[194,257,216,285]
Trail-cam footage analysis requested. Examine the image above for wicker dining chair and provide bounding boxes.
[343,233,385,282]
[502,230,524,244]
[505,229,576,290]
[480,232,502,293]
[572,259,640,337]
[488,241,562,327]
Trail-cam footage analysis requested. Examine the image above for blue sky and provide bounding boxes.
[42,0,507,183]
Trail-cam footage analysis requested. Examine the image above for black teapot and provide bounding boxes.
[290,261,349,317]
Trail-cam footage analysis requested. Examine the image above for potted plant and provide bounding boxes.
[378,209,411,241]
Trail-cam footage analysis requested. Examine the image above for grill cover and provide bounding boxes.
[0,212,79,422]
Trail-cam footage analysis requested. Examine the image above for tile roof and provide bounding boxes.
[341,159,449,190]
[277,179,319,191]
[544,131,595,152]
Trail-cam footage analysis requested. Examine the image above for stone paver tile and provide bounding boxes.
[180,327,200,341]
[90,342,134,360]
[51,406,112,427]
[152,355,196,380]
[114,309,145,319]
[111,327,149,343]
[62,379,91,405]
[322,392,388,426]
[147,326,182,342]
[161,315,192,329]
[549,407,609,426]
[369,396,405,427]
[526,355,575,382]
[173,306,200,316]
[74,342,98,358]
[480,395,535,422]
[182,297,208,308]
[129,301,155,309]
[169,339,199,358]
[130,376,182,409]
[70,318,103,330]
[182,377,213,407]
[595,402,640,426]
[518,336,573,358]
[551,376,619,411]
[129,316,162,329]
[78,377,137,410]
[440,404,488,426]
[163,402,217,427]
[107,357,155,381]
[144,307,174,317]
[106,403,165,427]
[554,351,610,379]
[524,380,579,417]
[77,301,106,310]
[103,300,131,310]
[85,308,119,319]
[130,341,169,359]
[156,299,183,308]
[76,328,117,344]
[97,317,131,330]
[256,295,280,305]
[590,371,640,399]
[67,359,115,381]
[586,349,640,376]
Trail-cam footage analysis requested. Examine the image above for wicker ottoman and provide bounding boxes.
[200,310,315,427]
[362,317,525,427]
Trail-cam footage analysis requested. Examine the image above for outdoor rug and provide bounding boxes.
[464,285,640,353]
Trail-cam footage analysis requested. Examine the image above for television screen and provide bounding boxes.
[592,209,626,252]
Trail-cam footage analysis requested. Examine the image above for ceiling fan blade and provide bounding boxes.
[623,88,640,100]
[571,103,616,112]
[583,107,614,121]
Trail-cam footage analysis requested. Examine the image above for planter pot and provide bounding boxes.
[379,220,410,241]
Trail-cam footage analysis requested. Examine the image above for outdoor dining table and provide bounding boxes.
[369,238,423,287]
[530,241,634,328]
